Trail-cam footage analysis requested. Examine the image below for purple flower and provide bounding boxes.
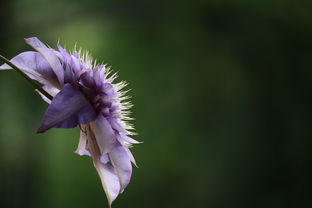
[0,37,139,206]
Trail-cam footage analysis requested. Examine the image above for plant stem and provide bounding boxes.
[0,54,53,100]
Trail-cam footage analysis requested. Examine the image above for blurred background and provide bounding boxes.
[0,0,312,207]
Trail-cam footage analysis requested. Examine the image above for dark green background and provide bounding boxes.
[1,1,312,208]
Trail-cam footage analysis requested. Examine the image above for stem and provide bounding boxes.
[0,54,53,100]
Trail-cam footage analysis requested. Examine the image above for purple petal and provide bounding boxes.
[56,45,77,85]
[108,118,127,133]
[70,55,83,77]
[37,83,97,133]
[93,161,120,206]
[0,51,59,87]
[117,133,140,144]
[79,71,96,89]
[101,83,115,96]
[90,116,117,155]
[109,142,132,192]
[93,65,105,86]
[86,124,120,206]
[63,64,75,85]
[123,146,137,167]
[75,125,91,157]
[100,154,110,164]
[57,45,71,62]
[25,37,64,86]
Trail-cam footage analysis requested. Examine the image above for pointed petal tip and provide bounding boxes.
[0,62,11,70]
[24,37,41,46]
[74,150,91,157]
[24,37,38,41]
[107,201,113,208]
[93,161,120,207]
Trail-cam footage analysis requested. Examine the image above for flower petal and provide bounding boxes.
[75,125,91,157]
[25,37,64,86]
[93,161,120,206]
[109,142,132,192]
[37,83,97,133]
[86,125,120,206]
[36,85,60,104]
[108,118,127,134]
[117,133,140,144]
[90,116,117,155]
[79,71,96,89]
[100,154,110,164]
[123,146,137,167]
[0,51,59,87]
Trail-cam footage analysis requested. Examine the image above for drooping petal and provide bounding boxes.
[93,161,120,206]
[90,115,117,155]
[86,124,120,206]
[37,83,97,133]
[109,142,132,192]
[0,51,59,87]
[25,37,64,86]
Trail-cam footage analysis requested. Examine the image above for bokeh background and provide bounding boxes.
[1,0,312,208]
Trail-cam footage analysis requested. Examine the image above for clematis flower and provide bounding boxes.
[0,37,139,206]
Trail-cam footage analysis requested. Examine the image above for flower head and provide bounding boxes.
[0,37,139,206]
